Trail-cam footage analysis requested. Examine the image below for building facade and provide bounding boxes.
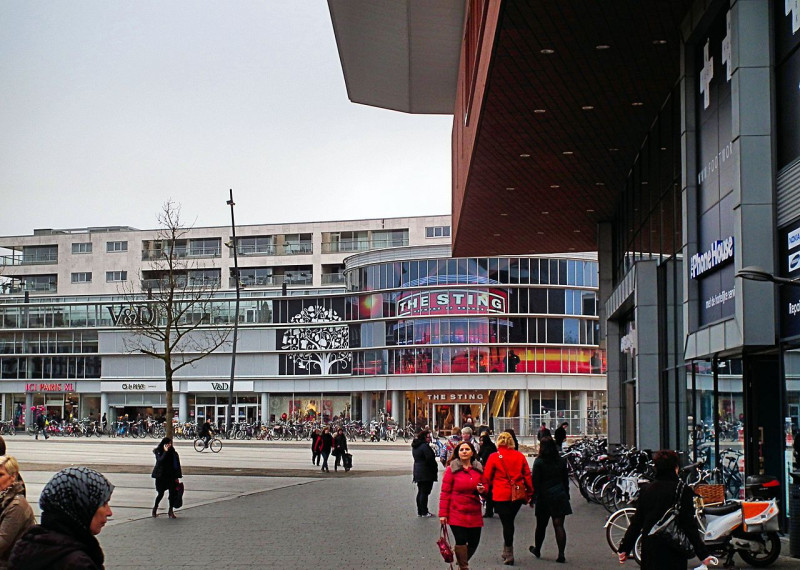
[0,216,605,435]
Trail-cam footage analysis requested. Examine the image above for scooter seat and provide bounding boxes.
[703,502,740,516]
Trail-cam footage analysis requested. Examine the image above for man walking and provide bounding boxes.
[35,406,49,440]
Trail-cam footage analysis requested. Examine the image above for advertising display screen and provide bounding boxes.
[779,219,800,339]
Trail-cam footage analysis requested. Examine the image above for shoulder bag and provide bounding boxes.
[436,523,455,567]
[498,453,527,502]
[647,480,694,558]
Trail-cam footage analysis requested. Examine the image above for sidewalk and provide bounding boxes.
[99,475,799,569]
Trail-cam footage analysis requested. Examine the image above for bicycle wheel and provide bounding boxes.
[193,439,205,452]
[210,438,222,453]
[605,507,636,553]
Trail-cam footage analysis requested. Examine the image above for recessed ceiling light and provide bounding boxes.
[536,231,544,235]
[542,211,549,215]
[595,44,611,50]
[569,247,576,251]
[660,147,667,151]
[500,213,508,216]
[550,185,560,189]
[540,49,555,54]
[586,209,595,213]
[534,109,547,113]
[562,151,574,155]
[506,187,515,191]
[632,101,644,106]
[609,147,620,152]
[573,229,581,233]
[493,233,501,237]
[520,153,531,158]
[595,182,605,186]
[641,181,649,185]
[653,39,667,45]
[581,105,594,110]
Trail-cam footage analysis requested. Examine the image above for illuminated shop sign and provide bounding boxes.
[690,237,734,279]
[421,391,488,404]
[186,381,255,392]
[100,382,166,392]
[397,290,506,317]
[26,383,75,393]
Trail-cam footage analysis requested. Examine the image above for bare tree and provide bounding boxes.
[117,201,231,438]
[281,305,351,375]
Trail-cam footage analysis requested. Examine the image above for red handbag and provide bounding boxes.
[436,523,454,566]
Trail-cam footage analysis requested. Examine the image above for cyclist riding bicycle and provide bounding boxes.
[199,417,214,448]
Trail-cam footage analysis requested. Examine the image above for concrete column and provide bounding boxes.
[361,391,370,424]
[100,392,108,427]
[598,222,623,445]
[25,393,33,428]
[179,392,188,423]
[390,390,401,424]
[635,260,661,451]
[579,391,588,436]
[518,389,529,436]
[261,392,269,423]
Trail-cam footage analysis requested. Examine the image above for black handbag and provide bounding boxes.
[647,481,694,558]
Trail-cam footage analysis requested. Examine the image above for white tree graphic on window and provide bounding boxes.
[281,305,351,375]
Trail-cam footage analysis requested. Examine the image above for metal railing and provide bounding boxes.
[0,252,58,265]
[142,246,221,260]
[321,238,409,253]
[278,243,313,255]
[320,273,345,284]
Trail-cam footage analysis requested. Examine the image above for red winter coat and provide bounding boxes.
[483,446,533,503]
[438,460,486,528]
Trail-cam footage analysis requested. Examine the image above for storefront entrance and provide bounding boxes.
[406,391,487,435]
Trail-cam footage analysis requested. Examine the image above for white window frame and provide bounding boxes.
[71,242,92,254]
[106,271,127,282]
[106,241,128,253]
[71,272,92,284]
[425,226,451,238]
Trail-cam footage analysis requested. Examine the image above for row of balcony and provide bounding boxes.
[0,253,59,266]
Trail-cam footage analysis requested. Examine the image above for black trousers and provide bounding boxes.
[450,525,482,559]
[415,480,434,515]
[154,478,177,509]
[493,500,523,547]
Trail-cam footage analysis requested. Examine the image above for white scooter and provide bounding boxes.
[698,498,781,567]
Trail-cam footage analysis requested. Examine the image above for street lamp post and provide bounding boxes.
[225,189,241,438]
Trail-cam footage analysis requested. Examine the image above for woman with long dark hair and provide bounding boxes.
[618,450,713,569]
[439,441,486,569]
[529,437,570,563]
[411,430,438,517]
[152,437,182,518]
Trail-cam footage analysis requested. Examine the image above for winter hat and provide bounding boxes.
[39,467,114,530]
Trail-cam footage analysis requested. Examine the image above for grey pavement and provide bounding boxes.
[4,438,798,569]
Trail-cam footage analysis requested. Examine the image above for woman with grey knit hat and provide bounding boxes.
[8,466,114,570]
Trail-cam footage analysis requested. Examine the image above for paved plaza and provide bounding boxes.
[5,437,798,569]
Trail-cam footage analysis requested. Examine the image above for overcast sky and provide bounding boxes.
[0,1,453,237]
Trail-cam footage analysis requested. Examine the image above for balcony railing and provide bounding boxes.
[142,247,221,261]
[321,273,345,285]
[0,252,58,265]
[230,274,314,288]
[278,243,313,255]
[141,277,221,291]
[236,244,277,256]
[1,282,57,294]
[321,238,409,253]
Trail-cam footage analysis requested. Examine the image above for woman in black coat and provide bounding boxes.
[529,437,571,563]
[476,431,498,517]
[310,428,321,466]
[319,427,333,472]
[618,450,714,569]
[152,437,182,518]
[411,430,438,517]
[332,428,349,472]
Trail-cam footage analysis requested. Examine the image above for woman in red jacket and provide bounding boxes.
[483,431,534,565]
[439,441,486,570]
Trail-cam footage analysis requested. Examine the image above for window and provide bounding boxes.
[425,226,451,238]
[71,242,92,254]
[106,271,127,282]
[106,241,128,253]
[71,272,92,284]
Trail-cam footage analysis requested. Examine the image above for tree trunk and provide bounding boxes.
[165,366,174,439]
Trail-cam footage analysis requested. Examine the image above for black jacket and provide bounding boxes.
[554,426,567,446]
[153,447,182,481]
[320,432,333,453]
[477,438,498,466]
[411,438,438,483]
[619,473,708,567]
[333,433,348,455]
[9,512,104,570]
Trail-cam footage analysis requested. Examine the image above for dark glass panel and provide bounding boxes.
[548,289,565,314]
